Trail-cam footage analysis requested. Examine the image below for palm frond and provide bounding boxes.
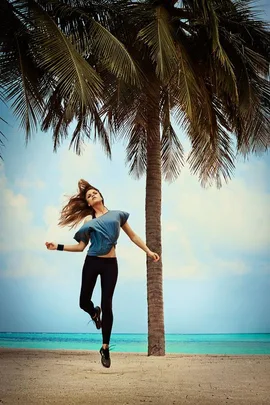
[0,118,8,161]
[43,1,141,87]
[100,76,144,138]
[186,120,236,189]
[213,4,270,157]
[0,116,9,126]
[160,90,185,183]
[101,76,148,177]
[223,0,270,61]
[197,0,239,103]
[161,124,185,183]
[0,0,45,139]
[125,121,147,179]
[89,110,112,159]
[137,5,178,82]
[237,77,270,158]
[41,83,77,155]
[30,1,103,113]
[85,18,141,87]
[173,41,200,120]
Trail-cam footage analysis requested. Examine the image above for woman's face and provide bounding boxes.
[85,189,102,206]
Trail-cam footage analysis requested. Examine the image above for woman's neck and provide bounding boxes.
[93,205,109,217]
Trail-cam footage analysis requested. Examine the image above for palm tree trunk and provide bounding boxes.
[145,96,165,356]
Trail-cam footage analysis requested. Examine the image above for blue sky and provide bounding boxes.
[0,1,269,335]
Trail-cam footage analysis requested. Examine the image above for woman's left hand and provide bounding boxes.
[147,251,160,262]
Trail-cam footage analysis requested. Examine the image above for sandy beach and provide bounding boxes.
[0,348,270,405]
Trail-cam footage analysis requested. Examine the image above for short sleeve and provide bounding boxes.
[120,211,130,227]
[73,227,90,244]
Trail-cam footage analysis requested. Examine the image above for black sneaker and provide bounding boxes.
[100,347,111,368]
[91,306,101,330]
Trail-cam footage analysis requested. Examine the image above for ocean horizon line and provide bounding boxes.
[1,332,270,354]
[1,331,270,335]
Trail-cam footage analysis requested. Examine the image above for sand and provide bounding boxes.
[0,348,270,405]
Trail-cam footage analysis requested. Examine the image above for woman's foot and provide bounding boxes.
[91,306,101,329]
[100,346,111,368]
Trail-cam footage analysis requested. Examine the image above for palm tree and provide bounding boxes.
[101,0,270,355]
[1,0,270,357]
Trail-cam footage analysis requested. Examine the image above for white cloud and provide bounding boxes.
[116,241,146,280]
[112,227,253,281]
[162,253,251,280]
[113,234,253,281]
[163,221,178,232]
[0,164,45,252]
[0,253,58,278]
[43,205,75,243]
[163,159,270,254]
[14,178,45,190]
[214,259,250,275]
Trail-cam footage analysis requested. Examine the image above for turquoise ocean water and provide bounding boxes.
[0,333,270,354]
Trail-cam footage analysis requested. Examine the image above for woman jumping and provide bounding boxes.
[45,179,160,368]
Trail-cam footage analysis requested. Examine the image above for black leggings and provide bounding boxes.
[79,255,118,344]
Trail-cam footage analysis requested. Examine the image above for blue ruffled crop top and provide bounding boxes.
[74,210,130,256]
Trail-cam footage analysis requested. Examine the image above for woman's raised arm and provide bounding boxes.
[45,241,87,252]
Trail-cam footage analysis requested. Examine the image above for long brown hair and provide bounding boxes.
[58,179,107,228]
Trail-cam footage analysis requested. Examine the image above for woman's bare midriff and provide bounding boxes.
[97,245,116,258]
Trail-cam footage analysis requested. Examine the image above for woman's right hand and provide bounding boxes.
[45,242,57,250]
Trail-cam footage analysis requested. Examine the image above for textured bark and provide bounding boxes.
[145,93,165,356]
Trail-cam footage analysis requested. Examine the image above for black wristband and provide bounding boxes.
[57,244,64,251]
